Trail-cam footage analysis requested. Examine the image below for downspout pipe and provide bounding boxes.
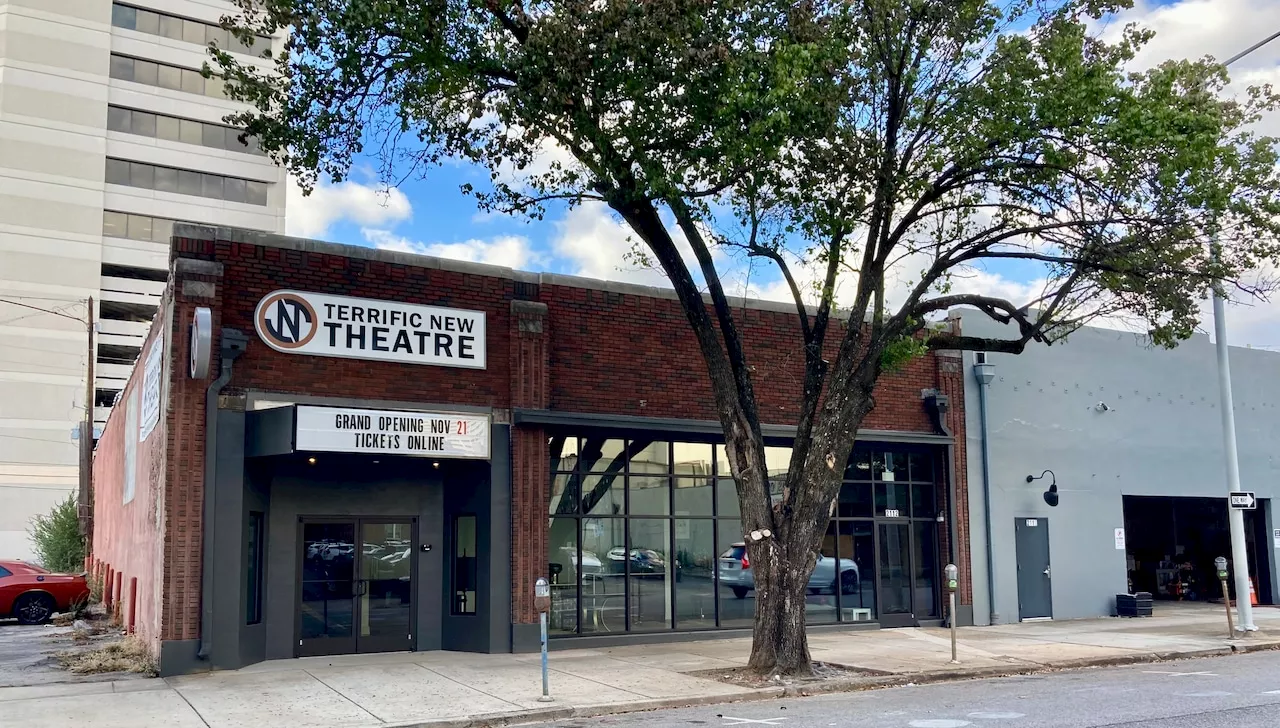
[198,329,248,662]
[974,359,999,625]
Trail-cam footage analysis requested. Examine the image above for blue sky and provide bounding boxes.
[284,0,1280,343]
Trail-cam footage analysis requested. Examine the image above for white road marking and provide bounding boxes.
[1179,691,1233,697]
[1142,670,1218,677]
[1264,690,1280,695]
[967,712,1026,719]
[908,721,973,728]
[720,718,787,726]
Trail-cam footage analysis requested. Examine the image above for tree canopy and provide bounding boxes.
[213,0,1280,673]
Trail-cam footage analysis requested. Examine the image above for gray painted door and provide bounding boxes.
[1015,517,1052,620]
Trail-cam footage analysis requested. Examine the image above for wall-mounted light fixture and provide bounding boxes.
[1026,469,1060,507]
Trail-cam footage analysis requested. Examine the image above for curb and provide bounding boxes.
[281,644,1280,728]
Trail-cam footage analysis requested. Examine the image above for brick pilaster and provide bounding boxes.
[160,253,224,641]
[509,300,550,624]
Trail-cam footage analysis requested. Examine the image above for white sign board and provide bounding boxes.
[138,333,163,442]
[295,406,490,459]
[1114,527,1126,550]
[123,389,138,505]
[255,290,486,369]
[1273,528,1280,550]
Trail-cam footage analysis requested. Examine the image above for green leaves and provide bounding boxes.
[215,0,1280,356]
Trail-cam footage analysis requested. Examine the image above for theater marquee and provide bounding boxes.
[295,406,490,459]
[254,289,486,369]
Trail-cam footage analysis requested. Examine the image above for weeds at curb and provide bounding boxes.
[56,637,157,677]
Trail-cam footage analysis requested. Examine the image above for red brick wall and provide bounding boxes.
[91,305,170,651]
[543,286,938,431]
[135,235,971,642]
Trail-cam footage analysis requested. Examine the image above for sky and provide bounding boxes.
[284,0,1280,348]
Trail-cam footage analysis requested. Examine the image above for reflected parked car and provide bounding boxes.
[0,560,90,625]
[606,547,666,574]
[557,546,603,574]
[717,543,859,599]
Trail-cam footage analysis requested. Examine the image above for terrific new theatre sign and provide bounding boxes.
[254,290,486,369]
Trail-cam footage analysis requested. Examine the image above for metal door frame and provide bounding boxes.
[1014,516,1053,621]
[295,516,418,657]
[874,518,919,627]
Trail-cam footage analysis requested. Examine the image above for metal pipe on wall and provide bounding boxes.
[974,358,999,625]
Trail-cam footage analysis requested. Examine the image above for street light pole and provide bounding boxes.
[1208,29,1279,633]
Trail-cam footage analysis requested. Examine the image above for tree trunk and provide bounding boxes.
[742,382,877,676]
[746,525,822,675]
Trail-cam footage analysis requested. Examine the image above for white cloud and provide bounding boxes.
[550,203,670,285]
[1101,0,1280,345]
[286,177,413,239]
[362,229,544,270]
[550,202,728,288]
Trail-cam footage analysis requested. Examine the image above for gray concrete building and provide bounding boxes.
[960,311,1280,625]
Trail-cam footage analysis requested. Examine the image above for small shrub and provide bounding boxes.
[29,495,84,573]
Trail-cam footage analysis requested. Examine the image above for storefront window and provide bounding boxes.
[581,517,625,633]
[805,522,839,623]
[674,518,716,629]
[546,435,945,635]
[547,517,578,634]
[628,519,672,631]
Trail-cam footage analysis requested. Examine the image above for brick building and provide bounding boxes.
[89,226,972,675]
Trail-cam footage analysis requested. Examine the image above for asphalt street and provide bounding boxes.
[546,651,1280,728]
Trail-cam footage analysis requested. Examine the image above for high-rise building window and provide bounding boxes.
[105,159,269,206]
[108,54,227,99]
[110,3,268,56]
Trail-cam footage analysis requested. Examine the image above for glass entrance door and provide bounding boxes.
[357,521,415,652]
[298,518,415,657]
[877,522,916,627]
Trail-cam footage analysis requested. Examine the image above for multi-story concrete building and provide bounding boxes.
[0,0,285,559]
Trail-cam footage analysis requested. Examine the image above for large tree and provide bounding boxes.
[214,0,1280,673]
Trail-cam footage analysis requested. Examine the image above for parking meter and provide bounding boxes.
[1215,557,1234,638]
[944,563,959,663]
[535,577,553,701]
[534,577,551,613]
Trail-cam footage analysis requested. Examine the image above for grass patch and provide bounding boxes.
[57,637,156,677]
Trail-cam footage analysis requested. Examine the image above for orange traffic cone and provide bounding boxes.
[1249,577,1259,606]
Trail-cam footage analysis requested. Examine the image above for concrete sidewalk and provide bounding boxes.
[4,603,1279,728]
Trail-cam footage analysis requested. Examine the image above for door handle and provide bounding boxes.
[355,580,369,596]
[1043,566,1052,578]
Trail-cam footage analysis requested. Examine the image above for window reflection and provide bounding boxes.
[580,518,626,633]
[546,435,944,634]
[674,519,715,629]
[628,519,671,631]
[805,521,839,623]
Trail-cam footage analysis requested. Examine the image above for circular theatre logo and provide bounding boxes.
[255,291,318,350]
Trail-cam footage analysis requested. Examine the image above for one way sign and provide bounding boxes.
[1230,492,1257,510]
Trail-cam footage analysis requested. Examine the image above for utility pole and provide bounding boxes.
[1209,28,1280,633]
[79,296,95,543]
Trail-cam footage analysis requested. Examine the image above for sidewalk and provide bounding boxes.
[4,603,1279,728]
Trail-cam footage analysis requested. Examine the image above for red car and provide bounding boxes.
[0,560,90,625]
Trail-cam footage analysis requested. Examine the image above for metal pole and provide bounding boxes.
[538,611,552,702]
[950,591,959,664]
[1221,578,1235,639]
[1211,284,1257,631]
[974,363,999,625]
[78,297,94,540]
[1206,28,1280,635]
